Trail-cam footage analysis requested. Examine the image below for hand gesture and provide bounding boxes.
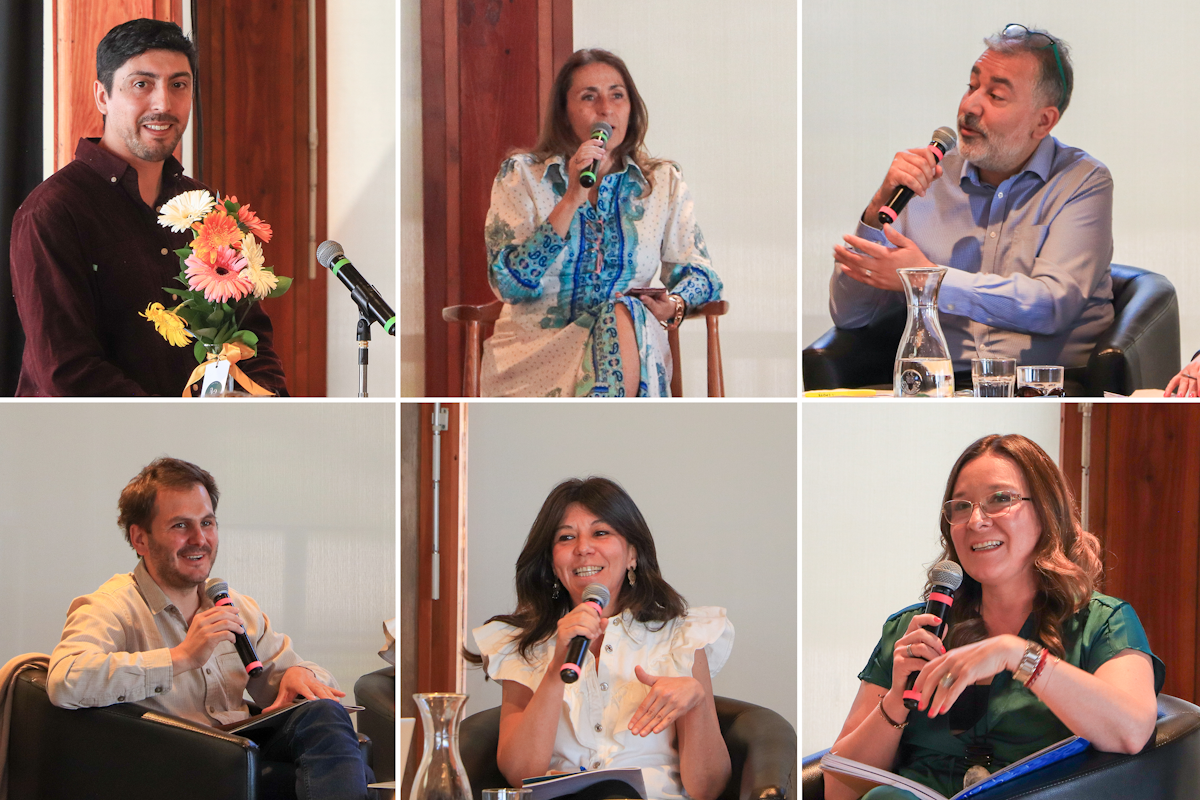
[833,223,935,291]
[170,605,245,673]
[638,292,678,323]
[912,634,1026,718]
[1165,355,1200,397]
[566,138,608,201]
[628,665,705,737]
[884,613,947,711]
[866,146,944,223]
[554,602,607,665]
[263,665,346,714]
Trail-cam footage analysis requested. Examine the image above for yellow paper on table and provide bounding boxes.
[803,389,877,398]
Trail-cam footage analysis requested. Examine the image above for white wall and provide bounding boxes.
[326,0,397,397]
[576,0,798,396]
[803,2,1200,374]
[464,402,797,728]
[0,402,395,699]
[802,402,1061,753]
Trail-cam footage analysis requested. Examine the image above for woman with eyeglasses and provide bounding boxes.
[824,434,1163,800]
[479,49,723,397]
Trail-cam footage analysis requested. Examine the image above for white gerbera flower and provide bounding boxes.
[238,233,278,299]
[157,189,216,232]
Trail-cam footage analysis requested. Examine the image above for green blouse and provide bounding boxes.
[856,592,1165,799]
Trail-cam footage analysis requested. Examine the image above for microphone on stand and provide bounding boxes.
[902,560,963,709]
[578,122,613,189]
[878,126,957,225]
[316,240,396,335]
[204,578,264,677]
[560,583,611,684]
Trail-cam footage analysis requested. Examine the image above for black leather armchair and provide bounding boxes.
[354,665,396,782]
[801,693,1200,800]
[803,264,1180,397]
[459,696,796,800]
[7,665,370,800]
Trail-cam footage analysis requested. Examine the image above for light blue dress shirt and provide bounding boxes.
[830,135,1114,371]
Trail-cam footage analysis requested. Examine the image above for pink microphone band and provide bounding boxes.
[245,660,263,674]
[216,597,233,607]
[928,592,954,607]
[927,143,945,162]
[560,664,579,677]
[879,206,898,223]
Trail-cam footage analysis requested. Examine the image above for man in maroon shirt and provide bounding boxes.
[9,19,287,396]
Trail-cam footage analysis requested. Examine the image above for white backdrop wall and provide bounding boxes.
[327,0,396,397]
[463,402,797,727]
[802,403,1061,753]
[0,403,395,700]
[802,2,1200,379]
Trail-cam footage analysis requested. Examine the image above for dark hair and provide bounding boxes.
[529,49,663,192]
[984,25,1074,114]
[469,477,687,664]
[928,434,1102,658]
[117,457,219,548]
[97,18,199,94]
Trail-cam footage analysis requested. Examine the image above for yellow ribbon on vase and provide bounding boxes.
[183,341,275,397]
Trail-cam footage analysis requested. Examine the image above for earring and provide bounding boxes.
[627,567,636,587]
[551,580,561,600]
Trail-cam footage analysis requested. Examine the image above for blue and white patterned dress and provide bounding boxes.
[480,153,723,397]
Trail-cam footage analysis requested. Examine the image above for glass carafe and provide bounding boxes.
[893,267,954,397]
[410,693,472,800]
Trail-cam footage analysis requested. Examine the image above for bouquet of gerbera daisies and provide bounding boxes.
[142,189,291,394]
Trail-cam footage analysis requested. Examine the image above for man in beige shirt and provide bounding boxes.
[47,457,371,799]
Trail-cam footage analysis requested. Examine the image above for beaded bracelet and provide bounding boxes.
[877,697,908,729]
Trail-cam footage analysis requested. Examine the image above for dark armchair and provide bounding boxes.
[801,693,1200,800]
[803,264,1180,397]
[7,665,370,800]
[354,665,396,782]
[459,695,796,800]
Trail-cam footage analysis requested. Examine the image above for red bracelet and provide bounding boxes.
[1025,648,1050,690]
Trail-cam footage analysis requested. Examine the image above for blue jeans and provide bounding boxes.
[257,699,374,800]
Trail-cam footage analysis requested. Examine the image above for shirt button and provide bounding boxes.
[600,682,609,691]
[110,176,117,183]
[154,687,162,693]
[989,231,997,238]
[205,668,212,675]
[161,248,169,255]
[593,723,602,732]
[592,761,601,769]
[612,619,621,627]
[117,695,126,702]
[209,706,215,713]
[605,645,613,653]
[947,304,955,311]
[997,191,1004,199]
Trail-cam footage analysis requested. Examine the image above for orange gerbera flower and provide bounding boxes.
[191,209,243,263]
[229,195,273,243]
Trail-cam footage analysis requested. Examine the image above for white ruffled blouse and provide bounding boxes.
[473,606,734,800]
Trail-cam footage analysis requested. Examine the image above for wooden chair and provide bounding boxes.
[443,300,730,397]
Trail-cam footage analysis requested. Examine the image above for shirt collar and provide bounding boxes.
[543,154,648,189]
[609,608,648,645]
[74,137,188,208]
[959,134,1057,188]
[133,558,212,616]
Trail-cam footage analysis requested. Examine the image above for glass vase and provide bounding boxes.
[410,693,472,800]
[893,266,954,397]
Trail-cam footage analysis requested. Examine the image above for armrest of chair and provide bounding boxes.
[802,306,905,391]
[354,666,395,781]
[1086,268,1180,396]
[9,667,260,800]
[716,696,797,800]
[800,749,828,800]
[460,705,508,799]
[443,301,505,324]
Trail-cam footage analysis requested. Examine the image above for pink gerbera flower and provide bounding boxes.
[185,246,254,303]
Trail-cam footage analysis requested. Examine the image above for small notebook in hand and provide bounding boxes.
[214,700,364,735]
[820,736,1089,800]
[521,767,646,800]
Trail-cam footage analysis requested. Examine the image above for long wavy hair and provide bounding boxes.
[528,49,663,193]
[469,477,687,664]
[929,434,1102,658]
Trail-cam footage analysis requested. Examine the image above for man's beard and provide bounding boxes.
[957,112,1032,176]
[145,535,216,591]
[121,113,183,162]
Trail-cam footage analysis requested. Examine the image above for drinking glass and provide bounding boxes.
[1017,365,1065,397]
[971,358,1017,397]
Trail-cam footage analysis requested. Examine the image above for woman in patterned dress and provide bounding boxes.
[481,49,723,397]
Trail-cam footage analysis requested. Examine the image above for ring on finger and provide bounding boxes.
[906,643,914,658]
[864,269,873,277]
[939,672,955,689]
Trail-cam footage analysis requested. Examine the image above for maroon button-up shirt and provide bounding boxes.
[10,138,288,396]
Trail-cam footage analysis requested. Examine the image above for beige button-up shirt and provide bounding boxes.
[47,560,336,727]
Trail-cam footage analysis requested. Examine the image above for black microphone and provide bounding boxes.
[204,578,264,677]
[902,560,963,709]
[316,240,396,335]
[877,126,957,225]
[559,583,611,684]
[578,122,613,189]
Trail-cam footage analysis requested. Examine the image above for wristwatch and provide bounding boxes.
[1012,640,1045,687]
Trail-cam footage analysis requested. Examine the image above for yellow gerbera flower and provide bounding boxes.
[157,190,216,233]
[239,233,278,299]
[140,302,193,347]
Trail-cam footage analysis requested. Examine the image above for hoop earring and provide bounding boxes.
[626,567,636,587]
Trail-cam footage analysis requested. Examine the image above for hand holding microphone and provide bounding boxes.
[868,127,957,226]
[204,578,264,677]
[900,561,963,710]
[558,583,611,684]
[577,122,613,190]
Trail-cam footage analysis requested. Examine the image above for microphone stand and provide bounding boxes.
[356,309,371,398]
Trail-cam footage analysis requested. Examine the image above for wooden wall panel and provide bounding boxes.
[54,0,183,170]
[195,1,327,396]
[421,0,573,396]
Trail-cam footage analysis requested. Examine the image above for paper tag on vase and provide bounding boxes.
[200,359,233,398]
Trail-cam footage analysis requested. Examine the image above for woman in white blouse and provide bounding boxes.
[480,49,723,397]
[471,477,734,800]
